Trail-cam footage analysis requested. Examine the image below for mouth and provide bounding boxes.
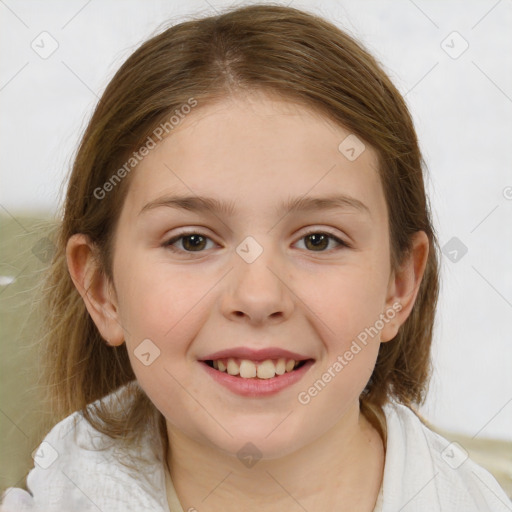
[202,357,311,379]
[198,356,315,397]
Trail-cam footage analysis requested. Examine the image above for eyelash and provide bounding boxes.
[163,229,351,254]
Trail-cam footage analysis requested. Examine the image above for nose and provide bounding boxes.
[220,249,295,326]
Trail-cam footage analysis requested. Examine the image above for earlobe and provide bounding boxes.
[66,234,125,347]
[380,231,429,343]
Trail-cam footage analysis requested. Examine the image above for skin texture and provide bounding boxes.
[67,91,429,511]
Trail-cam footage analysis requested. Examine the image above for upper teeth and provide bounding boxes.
[212,358,299,379]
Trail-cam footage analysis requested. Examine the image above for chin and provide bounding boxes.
[203,417,311,461]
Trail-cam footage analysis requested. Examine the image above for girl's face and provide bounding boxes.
[102,92,421,458]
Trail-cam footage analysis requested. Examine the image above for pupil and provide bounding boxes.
[306,233,328,251]
[183,235,206,251]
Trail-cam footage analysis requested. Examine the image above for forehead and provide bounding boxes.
[122,91,387,224]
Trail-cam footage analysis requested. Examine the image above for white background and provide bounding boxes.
[1,0,511,440]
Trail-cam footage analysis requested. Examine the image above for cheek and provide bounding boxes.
[297,257,390,346]
[115,263,217,423]
[113,253,216,349]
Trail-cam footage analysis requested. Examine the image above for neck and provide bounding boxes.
[166,402,385,512]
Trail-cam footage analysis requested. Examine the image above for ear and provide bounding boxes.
[380,231,429,343]
[66,233,125,347]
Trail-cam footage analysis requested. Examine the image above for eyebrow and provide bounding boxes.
[282,194,371,217]
[139,193,371,217]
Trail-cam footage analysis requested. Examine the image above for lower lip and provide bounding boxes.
[199,360,315,397]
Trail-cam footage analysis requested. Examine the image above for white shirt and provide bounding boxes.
[1,387,510,511]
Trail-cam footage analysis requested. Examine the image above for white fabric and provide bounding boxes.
[1,388,510,511]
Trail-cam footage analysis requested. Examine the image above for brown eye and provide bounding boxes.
[181,235,207,251]
[165,233,214,252]
[296,232,348,252]
[304,233,329,251]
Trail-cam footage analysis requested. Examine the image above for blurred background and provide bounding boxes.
[1,0,511,498]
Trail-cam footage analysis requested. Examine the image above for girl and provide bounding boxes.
[2,4,510,511]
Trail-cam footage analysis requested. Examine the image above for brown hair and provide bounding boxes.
[40,3,439,457]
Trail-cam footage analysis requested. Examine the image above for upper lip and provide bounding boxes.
[199,347,313,362]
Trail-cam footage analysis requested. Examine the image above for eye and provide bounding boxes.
[164,232,216,252]
[295,231,349,252]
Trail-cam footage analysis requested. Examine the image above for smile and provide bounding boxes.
[199,357,315,397]
[205,357,306,379]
